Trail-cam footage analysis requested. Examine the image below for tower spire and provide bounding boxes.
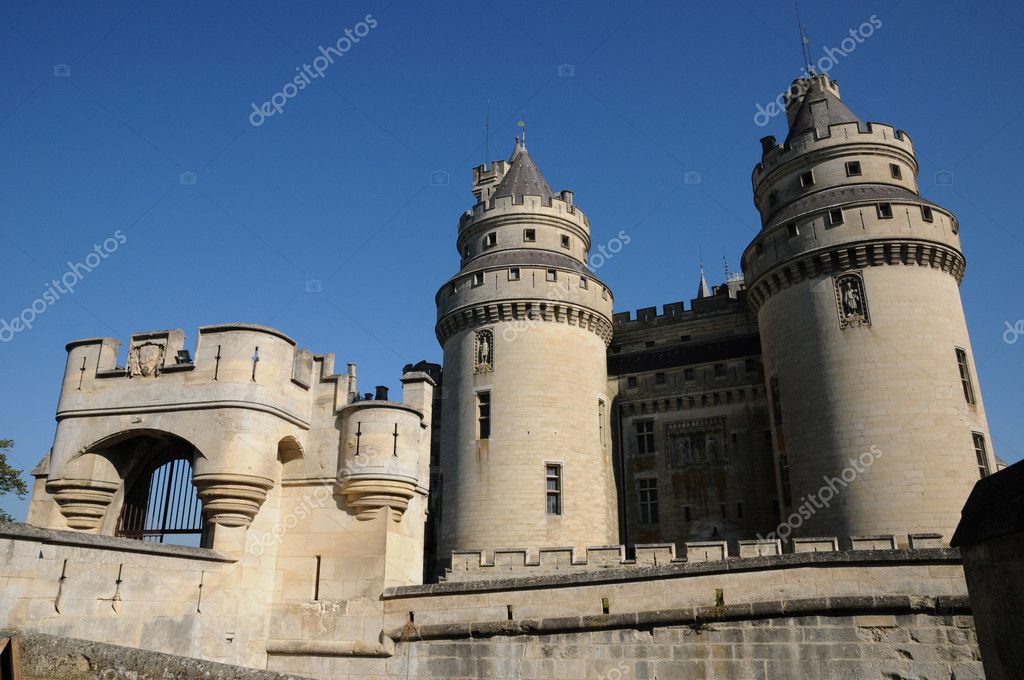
[697,260,711,299]
[794,0,814,74]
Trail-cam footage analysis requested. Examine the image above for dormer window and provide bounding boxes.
[799,171,814,188]
[508,267,520,281]
[877,203,893,219]
[483,232,497,249]
[890,163,903,180]
[845,161,862,176]
[524,228,536,242]
[545,269,557,282]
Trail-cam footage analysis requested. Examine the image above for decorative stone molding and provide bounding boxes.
[192,473,273,528]
[436,300,613,345]
[746,239,965,312]
[47,478,120,531]
[337,478,417,521]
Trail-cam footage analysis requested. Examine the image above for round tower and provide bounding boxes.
[434,140,618,568]
[742,74,996,544]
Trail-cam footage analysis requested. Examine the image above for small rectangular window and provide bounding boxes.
[462,245,471,258]
[598,400,606,448]
[523,228,536,242]
[680,335,691,342]
[637,478,659,524]
[579,276,588,289]
[956,348,976,405]
[778,452,793,507]
[545,464,562,515]
[561,235,571,249]
[472,272,484,287]
[787,222,799,237]
[714,363,727,377]
[635,420,655,455]
[683,506,691,522]
[829,208,844,225]
[684,367,695,381]
[483,232,497,248]
[845,160,862,176]
[477,391,490,440]
[720,503,727,517]
[508,267,520,281]
[736,502,744,518]
[890,163,902,180]
[627,376,638,389]
[545,269,557,282]
[799,171,814,188]
[655,372,666,385]
[877,203,893,219]
[921,206,934,223]
[973,433,989,478]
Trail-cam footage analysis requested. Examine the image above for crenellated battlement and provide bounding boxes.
[458,191,589,235]
[444,533,946,582]
[753,121,915,186]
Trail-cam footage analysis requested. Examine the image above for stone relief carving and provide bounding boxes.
[475,329,493,374]
[834,272,870,328]
[665,416,728,470]
[128,341,165,378]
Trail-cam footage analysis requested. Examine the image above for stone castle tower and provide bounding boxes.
[434,140,619,566]
[742,74,996,541]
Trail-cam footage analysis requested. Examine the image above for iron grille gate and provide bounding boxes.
[116,453,203,543]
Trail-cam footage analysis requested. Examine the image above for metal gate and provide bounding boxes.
[116,453,203,544]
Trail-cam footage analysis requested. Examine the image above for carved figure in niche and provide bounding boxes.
[475,329,494,374]
[128,342,165,378]
[834,273,870,328]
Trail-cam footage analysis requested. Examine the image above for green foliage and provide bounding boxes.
[0,439,28,522]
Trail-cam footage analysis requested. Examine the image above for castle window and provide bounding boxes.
[684,367,695,381]
[545,464,562,515]
[545,269,557,282]
[890,163,903,180]
[477,391,491,440]
[799,171,814,188]
[462,245,471,258]
[828,208,844,225]
[483,232,497,248]
[845,161,862,176]
[599,400,606,448]
[921,206,934,223]
[778,452,793,507]
[737,501,744,518]
[627,376,638,389]
[472,272,484,287]
[714,363,726,377]
[680,334,691,342]
[579,276,588,289]
[637,478,659,524]
[877,203,893,219]
[787,222,799,237]
[523,228,536,242]
[508,267,520,281]
[635,420,655,455]
[973,433,990,478]
[955,348,976,405]
[561,234,571,249]
[683,506,691,522]
[655,372,666,385]
[645,340,655,348]
[720,503,727,517]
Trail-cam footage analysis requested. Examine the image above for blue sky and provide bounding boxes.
[2,0,1022,520]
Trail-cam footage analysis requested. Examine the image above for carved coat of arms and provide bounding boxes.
[128,342,165,377]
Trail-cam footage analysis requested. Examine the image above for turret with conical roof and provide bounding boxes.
[741,74,995,545]
[433,140,619,575]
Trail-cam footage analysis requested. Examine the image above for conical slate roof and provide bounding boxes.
[491,140,556,202]
[785,83,862,144]
[697,264,711,299]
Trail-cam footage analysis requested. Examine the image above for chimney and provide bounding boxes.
[760,136,776,157]
[375,385,389,401]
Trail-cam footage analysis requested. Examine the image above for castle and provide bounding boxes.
[0,74,998,679]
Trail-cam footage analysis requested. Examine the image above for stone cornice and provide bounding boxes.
[55,399,311,430]
[435,300,614,346]
[746,238,966,312]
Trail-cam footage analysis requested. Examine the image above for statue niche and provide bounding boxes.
[834,272,870,328]
[474,329,493,374]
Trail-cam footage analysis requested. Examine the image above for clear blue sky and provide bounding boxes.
[2,0,1022,520]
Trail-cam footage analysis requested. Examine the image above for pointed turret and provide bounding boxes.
[491,139,556,203]
[783,74,862,144]
[697,263,711,299]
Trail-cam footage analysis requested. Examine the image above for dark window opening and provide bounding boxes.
[117,452,203,545]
